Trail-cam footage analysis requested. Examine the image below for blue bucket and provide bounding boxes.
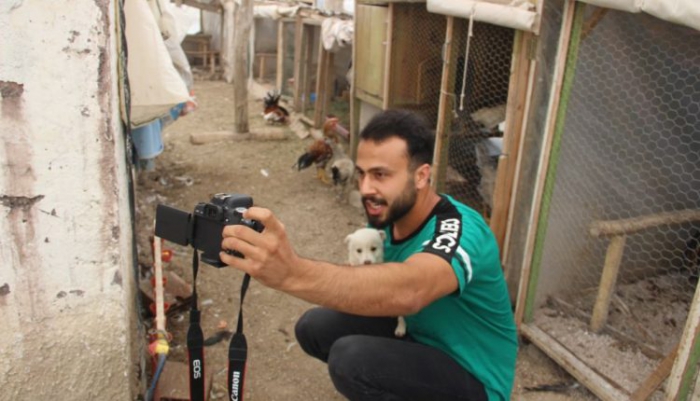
[132,119,164,160]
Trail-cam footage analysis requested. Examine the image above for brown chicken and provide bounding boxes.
[294,138,334,184]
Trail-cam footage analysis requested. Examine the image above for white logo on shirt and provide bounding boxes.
[432,218,460,253]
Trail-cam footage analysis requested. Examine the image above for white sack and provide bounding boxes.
[322,18,354,52]
[579,0,700,32]
[125,0,190,127]
[427,0,538,32]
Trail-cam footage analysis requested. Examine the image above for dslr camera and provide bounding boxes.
[155,193,264,267]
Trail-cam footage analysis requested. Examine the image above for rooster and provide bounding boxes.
[323,115,349,143]
[263,90,290,125]
[294,138,334,184]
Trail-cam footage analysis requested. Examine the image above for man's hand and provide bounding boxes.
[220,207,300,290]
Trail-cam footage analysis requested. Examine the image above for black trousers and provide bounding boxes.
[294,307,489,401]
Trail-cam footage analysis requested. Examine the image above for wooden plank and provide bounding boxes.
[355,5,388,100]
[349,0,360,160]
[381,3,394,110]
[431,16,454,191]
[514,0,579,328]
[589,209,700,237]
[630,343,678,401]
[590,234,627,332]
[520,324,630,401]
[276,19,284,90]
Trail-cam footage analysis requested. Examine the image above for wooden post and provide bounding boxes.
[232,0,252,134]
[491,31,536,261]
[349,0,360,160]
[514,0,581,327]
[303,24,315,116]
[590,234,626,332]
[666,271,700,400]
[431,16,454,191]
[293,16,303,110]
[276,19,284,91]
[313,40,328,127]
[381,3,394,110]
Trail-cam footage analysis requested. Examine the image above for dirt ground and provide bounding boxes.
[134,79,600,400]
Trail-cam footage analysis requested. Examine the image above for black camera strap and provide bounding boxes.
[187,251,206,401]
[187,250,250,401]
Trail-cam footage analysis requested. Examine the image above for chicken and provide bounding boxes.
[263,90,290,125]
[331,157,354,186]
[331,157,355,203]
[322,115,349,143]
[294,138,334,184]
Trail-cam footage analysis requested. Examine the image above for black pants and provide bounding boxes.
[294,307,488,401]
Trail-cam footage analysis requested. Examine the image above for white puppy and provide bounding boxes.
[344,228,406,337]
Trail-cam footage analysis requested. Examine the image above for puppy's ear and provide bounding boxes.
[378,230,386,241]
[344,234,353,244]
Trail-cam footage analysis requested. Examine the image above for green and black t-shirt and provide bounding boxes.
[382,194,517,401]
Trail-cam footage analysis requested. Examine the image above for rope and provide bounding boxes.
[459,4,477,111]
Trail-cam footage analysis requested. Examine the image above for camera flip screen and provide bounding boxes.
[155,204,191,246]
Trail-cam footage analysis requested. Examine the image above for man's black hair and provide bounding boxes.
[359,109,435,167]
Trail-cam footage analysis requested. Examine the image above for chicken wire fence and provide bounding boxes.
[529,6,700,397]
[438,20,515,219]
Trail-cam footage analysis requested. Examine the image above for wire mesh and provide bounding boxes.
[531,6,700,396]
[386,3,446,127]
[440,19,515,218]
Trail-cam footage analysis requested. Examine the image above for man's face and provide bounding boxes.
[355,137,418,229]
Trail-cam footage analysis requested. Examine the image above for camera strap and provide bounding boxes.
[187,251,206,401]
[187,250,250,401]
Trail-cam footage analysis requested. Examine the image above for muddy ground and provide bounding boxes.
[134,79,599,400]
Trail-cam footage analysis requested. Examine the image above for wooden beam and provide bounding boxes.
[590,234,627,333]
[302,25,315,115]
[176,0,221,13]
[589,209,700,237]
[349,0,360,160]
[431,16,454,191]
[520,324,630,401]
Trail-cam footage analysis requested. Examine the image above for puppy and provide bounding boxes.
[345,228,406,337]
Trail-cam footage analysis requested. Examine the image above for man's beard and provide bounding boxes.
[363,181,417,229]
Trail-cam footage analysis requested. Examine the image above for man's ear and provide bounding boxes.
[414,163,432,189]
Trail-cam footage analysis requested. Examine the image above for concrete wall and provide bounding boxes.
[0,1,139,399]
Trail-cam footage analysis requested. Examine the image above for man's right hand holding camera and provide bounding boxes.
[220,207,303,291]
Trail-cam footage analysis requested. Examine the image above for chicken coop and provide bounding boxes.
[290,13,353,130]
[350,0,541,251]
[504,0,700,399]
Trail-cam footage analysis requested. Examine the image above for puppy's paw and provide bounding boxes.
[394,316,406,337]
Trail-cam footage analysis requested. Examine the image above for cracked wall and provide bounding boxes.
[0,1,139,399]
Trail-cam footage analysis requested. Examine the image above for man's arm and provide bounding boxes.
[220,207,459,316]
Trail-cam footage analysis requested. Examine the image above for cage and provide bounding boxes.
[512,1,700,399]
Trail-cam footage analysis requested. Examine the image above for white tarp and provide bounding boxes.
[427,0,538,32]
[125,0,190,127]
[321,18,354,52]
[579,0,700,32]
